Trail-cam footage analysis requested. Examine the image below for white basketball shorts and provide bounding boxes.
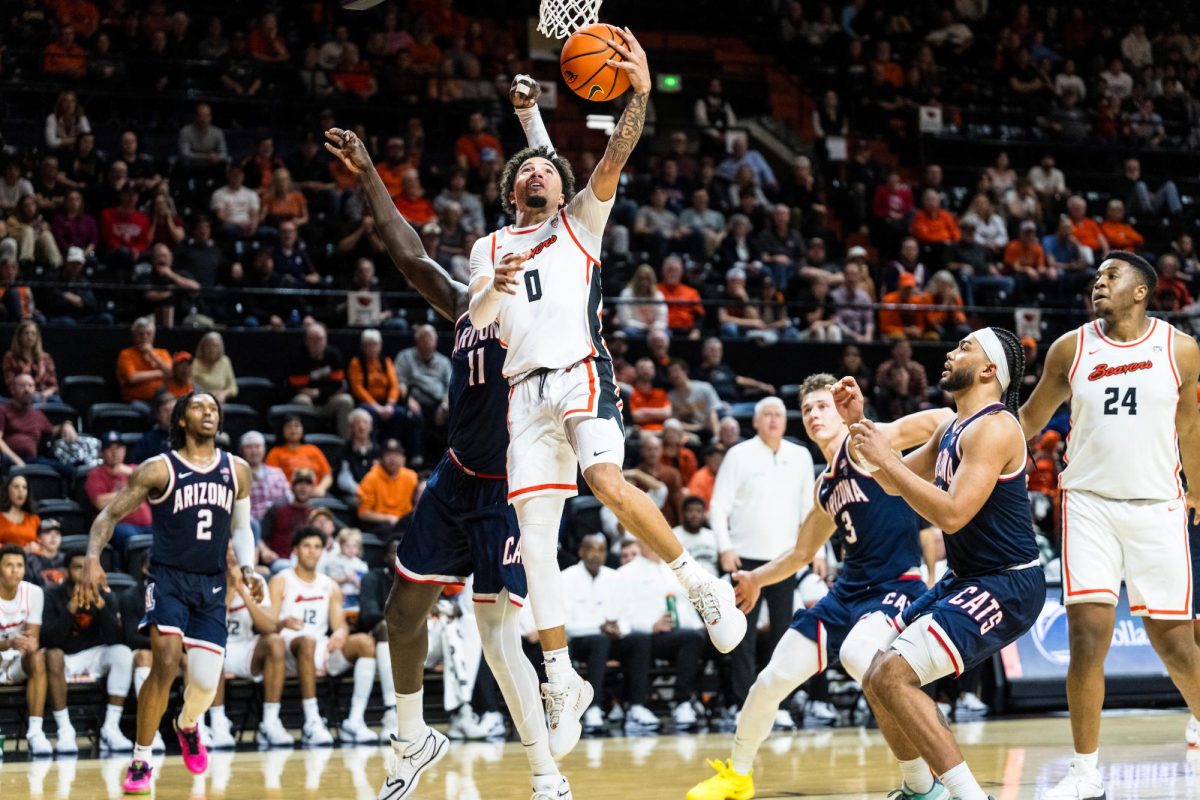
[224,637,263,682]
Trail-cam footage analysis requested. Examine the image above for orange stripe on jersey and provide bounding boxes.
[490,232,497,265]
[1092,318,1157,348]
[1167,325,1181,388]
[563,359,598,419]
[1068,327,1085,383]
[508,483,577,500]
[560,210,598,265]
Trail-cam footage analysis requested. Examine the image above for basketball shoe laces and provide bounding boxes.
[179,724,202,755]
[690,583,723,625]
[541,684,568,729]
[128,760,151,780]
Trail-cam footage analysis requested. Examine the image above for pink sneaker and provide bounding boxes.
[175,719,208,775]
[122,760,153,795]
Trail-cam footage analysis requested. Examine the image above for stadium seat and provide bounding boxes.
[122,534,154,577]
[104,572,137,593]
[306,433,345,470]
[360,532,387,569]
[779,384,801,409]
[13,464,66,502]
[38,402,79,429]
[61,375,113,413]
[309,495,350,515]
[785,410,806,440]
[87,403,149,434]
[37,499,87,534]
[57,534,116,572]
[235,377,277,416]
[220,404,262,447]
[267,404,320,434]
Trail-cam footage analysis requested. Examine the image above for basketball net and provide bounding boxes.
[537,0,602,39]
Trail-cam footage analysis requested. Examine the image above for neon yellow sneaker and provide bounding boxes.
[686,759,754,800]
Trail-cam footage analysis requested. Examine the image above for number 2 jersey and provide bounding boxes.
[817,435,923,590]
[468,183,616,380]
[1060,318,1183,501]
[148,449,238,575]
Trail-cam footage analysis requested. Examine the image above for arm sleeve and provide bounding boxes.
[515,104,554,154]
[708,449,736,552]
[337,460,359,497]
[231,496,255,569]
[565,181,617,238]
[468,234,503,329]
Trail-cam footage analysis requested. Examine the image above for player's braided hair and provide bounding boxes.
[499,145,576,217]
[991,327,1025,416]
[169,391,223,451]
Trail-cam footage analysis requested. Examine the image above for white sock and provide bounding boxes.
[132,744,153,764]
[543,647,572,685]
[668,551,707,590]
[349,657,376,724]
[53,708,71,730]
[395,690,425,742]
[900,757,935,794]
[262,702,281,726]
[939,762,987,800]
[209,704,228,725]
[133,666,150,697]
[302,697,321,725]
[523,738,557,776]
[28,716,43,736]
[376,642,396,706]
[104,704,123,729]
[1074,750,1099,771]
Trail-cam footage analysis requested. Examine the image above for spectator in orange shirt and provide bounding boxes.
[394,172,437,227]
[357,438,419,533]
[348,328,417,446]
[1003,220,1054,301]
[910,188,960,269]
[685,443,727,510]
[629,358,672,432]
[870,41,905,87]
[658,255,705,338]
[660,419,699,484]
[331,44,378,100]
[43,24,87,80]
[925,270,970,342]
[1152,253,1194,312]
[54,0,100,40]
[455,112,503,171]
[115,316,171,402]
[1066,195,1108,262]
[265,414,333,495]
[407,25,443,75]
[0,474,40,548]
[1099,199,1144,252]
[375,138,409,199]
[262,168,309,230]
[248,12,289,63]
[878,272,933,340]
[164,351,194,397]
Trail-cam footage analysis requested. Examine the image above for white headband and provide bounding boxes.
[970,328,1011,394]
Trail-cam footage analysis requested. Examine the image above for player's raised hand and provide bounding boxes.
[323,128,372,175]
[244,569,265,602]
[849,419,890,470]
[732,570,760,613]
[509,74,542,109]
[493,251,530,295]
[606,27,651,95]
[75,555,109,610]
[830,376,866,424]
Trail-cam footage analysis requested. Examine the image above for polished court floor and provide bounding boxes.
[0,710,1195,799]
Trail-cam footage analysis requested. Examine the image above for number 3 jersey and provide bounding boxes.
[149,449,238,575]
[817,434,923,591]
[468,184,616,380]
[1061,318,1183,501]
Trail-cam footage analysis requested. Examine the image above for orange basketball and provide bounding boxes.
[559,23,631,102]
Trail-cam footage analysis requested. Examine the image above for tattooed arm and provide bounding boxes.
[589,27,651,203]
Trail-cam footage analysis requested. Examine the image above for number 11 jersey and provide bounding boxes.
[1061,318,1183,501]
[148,449,238,575]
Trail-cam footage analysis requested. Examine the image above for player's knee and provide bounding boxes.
[133,649,153,668]
[583,463,624,506]
[265,634,285,660]
[295,636,317,657]
[862,652,898,698]
[28,649,45,675]
[44,648,64,675]
[373,620,388,642]
[1066,619,1111,658]
[110,644,133,666]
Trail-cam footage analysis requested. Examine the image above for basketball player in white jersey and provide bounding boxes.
[0,545,52,755]
[468,27,744,757]
[217,547,293,748]
[1020,251,1200,799]
[269,526,395,746]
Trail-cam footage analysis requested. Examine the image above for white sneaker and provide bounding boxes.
[100,724,133,752]
[208,716,237,750]
[477,711,506,738]
[302,719,334,747]
[936,701,953,721]
[955,692,989,716]
[687,577,747,654]
[256,719,295,748]
[606,704,625,724]
[340,718,381,745]
[624,704,661,730]
[151,731,165,753]
[448,704,491,741]
[1043,759,1106,799]
[25,730,53,757]
[543,673,593,759]
[377,727,449,800]
[381,707,397,739]
[804,700,838,726]
[583,705,605,733]
[1188,717,1200,748]
[773,708,797,730]
[672,702,698,730]
[531,773,573,799]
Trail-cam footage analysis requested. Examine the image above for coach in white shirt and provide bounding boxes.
[709,396,814,707]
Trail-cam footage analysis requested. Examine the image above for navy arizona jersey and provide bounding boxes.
[148,449,238,575]
[818,434,923,589]
[933,403,1039,577]
[448,313,509,478]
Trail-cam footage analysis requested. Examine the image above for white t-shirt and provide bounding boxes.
[469,182,616,377]
[321,551,368,600]
[673,525,720,576]
[210,185,261,227]
[561,562,623,638]
[709,436,814,561]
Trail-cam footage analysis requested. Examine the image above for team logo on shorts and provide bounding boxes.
[145,583,156,612]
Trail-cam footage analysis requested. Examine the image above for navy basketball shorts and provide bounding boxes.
[396,454,528,605]
[1190,518,1200,618]
[790,576,928,671]
[891,565,1045,685]
[140,564,228,654]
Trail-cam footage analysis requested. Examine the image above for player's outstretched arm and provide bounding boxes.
[733,505,837,613]
[1172,331,1200,521]
[325,128,467,321]
[588,27,651,202]
[1018,330,1076,440]
[879,407,955,451]
[230,456,261,595]
[830,376,950,478]
[79,457,167,606]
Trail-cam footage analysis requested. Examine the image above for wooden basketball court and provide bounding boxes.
[0,711,1193,799]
